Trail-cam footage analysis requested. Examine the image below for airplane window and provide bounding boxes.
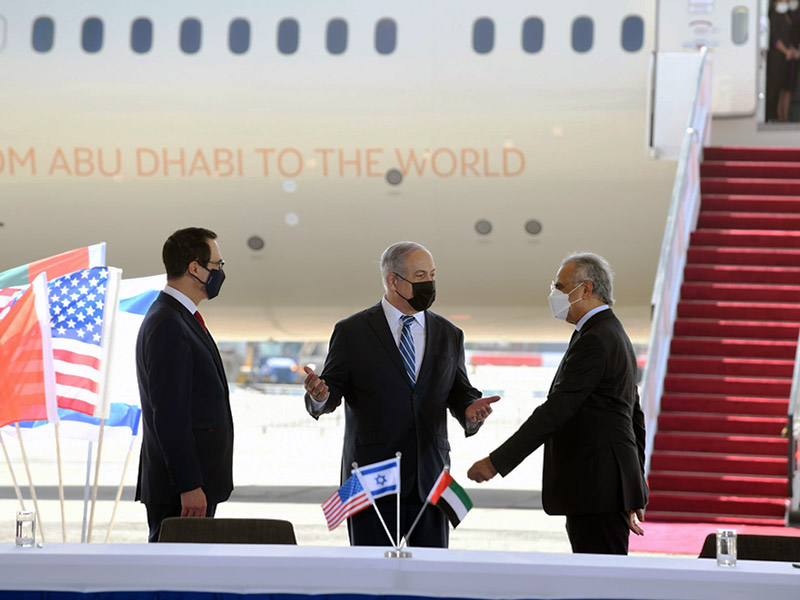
[621,15,644,52]
[180,18,202,54]
[473,17,494,54]
[326,18,347,55]
[32,16,54,53]
[522,17,544,53]
[229,18,250,54]
[0,16,6,53]
[375,18,396,54]
[571,16,593,53]
[731,7,748,45]
[277,18,299,54]
[82,17,103,53]
[131,18,152,53]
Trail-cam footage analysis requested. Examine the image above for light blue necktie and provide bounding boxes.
[399,315,416,386]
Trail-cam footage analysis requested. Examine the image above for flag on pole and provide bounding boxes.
[427,469,473,528]
[0,274,58,427]
[0,286,26,320]
[0,243,105,289]
[321,474,371,530]
[48,267,121,418]
[356,457,400,500]
[6,403,142,443]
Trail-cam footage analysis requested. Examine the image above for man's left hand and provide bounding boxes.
[465,396,501,423]
[467,456,498,483]
[629,509,645,536]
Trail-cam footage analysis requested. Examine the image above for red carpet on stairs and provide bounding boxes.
[647,146,798,527]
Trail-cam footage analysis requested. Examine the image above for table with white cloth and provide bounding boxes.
[0,544,798,600]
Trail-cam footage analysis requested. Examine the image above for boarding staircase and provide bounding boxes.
[646,147,798,525]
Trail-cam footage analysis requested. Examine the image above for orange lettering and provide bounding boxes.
[162,148,186,177]
[483,149,499,177]
[137,148,159,176]
[338,149,361,176]
[97,148,122,177]
[503,148,525,176]
[461,148,480,177]
[48,148,72,176]
[366,148,383,177]
[254,148,275,176]
[314,149,335,176]
[9,147,36,175]
[394,149,427,176]
[278,148,303,177]
[74,147,94,177]
[431,148,456,177]
[214,148,234,177]
[190,149,211,177]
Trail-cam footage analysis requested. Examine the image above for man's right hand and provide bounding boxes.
[180,487,207,517]
[303,366,330,403]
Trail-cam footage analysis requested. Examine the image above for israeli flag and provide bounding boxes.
[355,457,400,499]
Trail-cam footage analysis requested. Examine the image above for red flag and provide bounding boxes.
[0,275,57,427]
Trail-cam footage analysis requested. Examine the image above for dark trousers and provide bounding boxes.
[347,491,448,548]
[145,502,217,543]
[565,511,630,555]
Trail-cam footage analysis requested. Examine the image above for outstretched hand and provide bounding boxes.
[467,456,498,483]
[465,395,501,423]
[303,366,329,403]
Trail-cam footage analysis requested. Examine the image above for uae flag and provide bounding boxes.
[0,243,105,288]
[427,469,473,528]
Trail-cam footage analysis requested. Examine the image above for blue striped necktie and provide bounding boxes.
[399,314,416,386]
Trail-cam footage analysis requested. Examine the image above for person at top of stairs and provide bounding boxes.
[467,252,648,555]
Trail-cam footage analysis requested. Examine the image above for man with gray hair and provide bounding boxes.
[467,252,648,555]
[304,241,499,548]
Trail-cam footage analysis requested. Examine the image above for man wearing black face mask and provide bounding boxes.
[135,227,233,542]
[303,241,499,548]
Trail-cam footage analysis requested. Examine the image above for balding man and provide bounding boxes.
[304,241,499,548]
[468,252,647,555]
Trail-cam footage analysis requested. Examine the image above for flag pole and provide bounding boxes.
[0,430,26,510]
[400,465,449,550]
[54,422,67,542]
[14,423,45,544]
[87,417,106,542]
[351,462,396,548]
[105,433,135,542]
[81,441,92,543]
[395,451,401,549]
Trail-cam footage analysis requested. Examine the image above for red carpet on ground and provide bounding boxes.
[629,521,800,555]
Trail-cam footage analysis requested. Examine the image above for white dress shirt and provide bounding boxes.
[162,285,197,315]
[576,304,609,331]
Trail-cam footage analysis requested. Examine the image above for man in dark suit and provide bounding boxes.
[468,252,647,555]
[135,227,233,543]
[303,241,500,548]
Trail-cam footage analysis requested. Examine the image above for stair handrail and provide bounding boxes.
[788,330,800,516]
[641,47,712,478]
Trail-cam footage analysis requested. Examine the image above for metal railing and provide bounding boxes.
[642,48,712,477]
[788,332,800,517]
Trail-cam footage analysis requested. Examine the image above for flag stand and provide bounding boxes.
[54,422,67,542]
[351,462,397,549]
[14,424,45,543]
[105,433,136,542]
[80,441,92,543]
[86,418,106,542]
[384,451,411,559]
[0,430,26,510]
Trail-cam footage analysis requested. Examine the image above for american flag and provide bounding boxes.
[322,473,371,530]
[48,267,118,417]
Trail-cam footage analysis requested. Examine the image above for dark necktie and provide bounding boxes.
[194,310,208,333]
[399,315,416,386]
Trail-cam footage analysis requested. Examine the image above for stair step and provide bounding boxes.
[684,264,800,285]
[701,178,800,196]
[680,281,800,301]
[673,318,800,340]
[664,373,791,396]
[691,228,800,248]
[654,432,789,456]
[645,511,787,526]
[670,336,797,359]
[698,211,800,230]
[702,194,800,214]
[650,451,789,475]
[646,491,788,517]
[657,413,789,436]
[701,161,800,179]
[667,355,794,377]
[660,394,789,417]
[648,471,789,497]
[705,146,800,162]
[677,299,800,321]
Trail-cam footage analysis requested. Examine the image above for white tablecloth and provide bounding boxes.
[0,544,798,600]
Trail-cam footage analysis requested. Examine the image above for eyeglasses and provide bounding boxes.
[551,280,584,293]
[207,259,225,269]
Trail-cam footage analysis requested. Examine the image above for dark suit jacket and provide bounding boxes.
[305,302,482,501]
[135,292,233,506]
[490,309,648,516]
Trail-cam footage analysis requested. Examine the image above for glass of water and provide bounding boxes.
[15,511,35,548]
[716,528,737,567]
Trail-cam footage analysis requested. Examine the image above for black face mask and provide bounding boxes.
[394,272,436,311]
[191,264,226,300]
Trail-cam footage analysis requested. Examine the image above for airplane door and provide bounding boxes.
[657,0,759,115]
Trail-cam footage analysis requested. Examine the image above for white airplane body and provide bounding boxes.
[0,0,786,341]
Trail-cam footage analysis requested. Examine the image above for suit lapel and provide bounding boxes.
[416,310,437,385]
[366,303,414,389]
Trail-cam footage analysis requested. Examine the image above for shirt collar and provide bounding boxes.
[575,304,609,331]
[381,296,426,329]
[163,285,198,315]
